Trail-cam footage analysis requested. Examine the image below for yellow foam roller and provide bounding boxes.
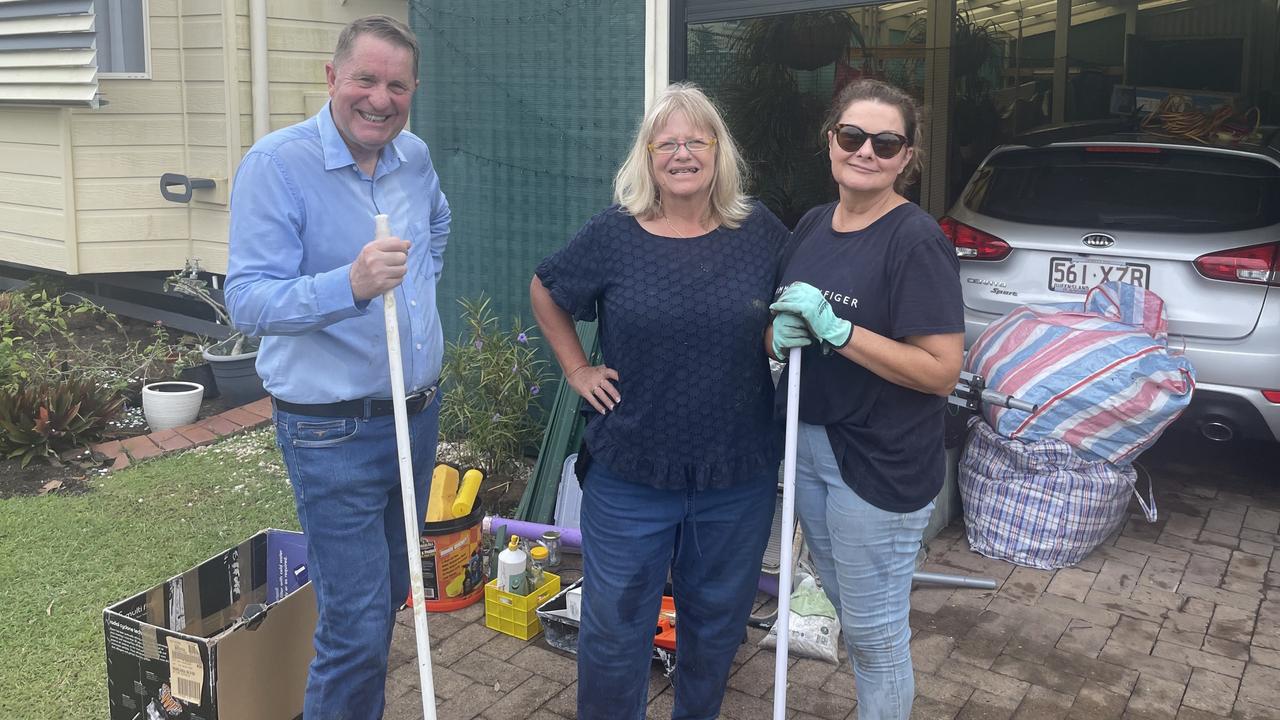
[426,464,459,522]
[452,468,484,518]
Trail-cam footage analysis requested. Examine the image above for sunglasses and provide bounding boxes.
[833,124,910,159]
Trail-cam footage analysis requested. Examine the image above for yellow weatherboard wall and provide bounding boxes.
[0,0,405,277]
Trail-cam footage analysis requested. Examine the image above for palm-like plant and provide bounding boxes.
[0,379,125,467]
[718,10,865,226]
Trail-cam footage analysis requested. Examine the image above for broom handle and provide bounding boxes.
[773,346,801,719]
[377,214,438,720]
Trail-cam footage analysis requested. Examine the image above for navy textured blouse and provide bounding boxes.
[536,203,787,490]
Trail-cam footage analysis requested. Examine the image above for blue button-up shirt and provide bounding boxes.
[225,102,451,404]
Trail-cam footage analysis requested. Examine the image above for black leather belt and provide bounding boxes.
[272,384,438,419]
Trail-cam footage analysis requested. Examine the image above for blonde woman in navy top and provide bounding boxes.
[531,83,787,720]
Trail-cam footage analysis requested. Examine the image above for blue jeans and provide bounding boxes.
[577,461,776,720]
[793,422,932,720]
[274,397,439,720]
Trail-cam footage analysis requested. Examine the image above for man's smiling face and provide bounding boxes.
[325,33,417,168]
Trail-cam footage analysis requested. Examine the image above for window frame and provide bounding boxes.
[96,0,151,79]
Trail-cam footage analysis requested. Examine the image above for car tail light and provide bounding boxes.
[1263,390,1280,403]
[939,217,1011,261]
[1193,242,1280,286]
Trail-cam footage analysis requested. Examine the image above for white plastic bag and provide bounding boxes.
[759,574,841,664]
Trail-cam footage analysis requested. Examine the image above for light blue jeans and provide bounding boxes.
[274,397,439,720]
[793,422,932,720]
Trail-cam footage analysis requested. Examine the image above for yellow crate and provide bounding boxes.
[484,572,561,640]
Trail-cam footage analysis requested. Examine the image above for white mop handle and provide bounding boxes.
[773,346,801,720]
[376,214,438,720]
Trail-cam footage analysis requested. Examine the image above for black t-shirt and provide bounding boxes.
[536,202,787,491]
[775,201,964,512]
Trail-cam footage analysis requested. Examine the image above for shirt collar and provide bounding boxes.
[317,100,406,177]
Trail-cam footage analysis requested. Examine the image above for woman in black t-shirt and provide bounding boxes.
[531,83,787,720]
[768,79,965,719]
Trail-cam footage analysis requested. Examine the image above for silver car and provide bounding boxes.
[942,127,1280,443]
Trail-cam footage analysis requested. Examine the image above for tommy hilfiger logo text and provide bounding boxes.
[776,283,859,308]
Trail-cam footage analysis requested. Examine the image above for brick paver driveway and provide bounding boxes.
[384,434,1280,719]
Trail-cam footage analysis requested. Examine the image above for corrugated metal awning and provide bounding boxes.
[0,0,98,107]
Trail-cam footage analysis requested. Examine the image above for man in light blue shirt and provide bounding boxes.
[224,15,448,719]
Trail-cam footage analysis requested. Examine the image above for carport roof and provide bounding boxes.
[879,0,1204,37]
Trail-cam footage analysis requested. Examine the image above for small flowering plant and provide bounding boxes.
[439,295,550,478]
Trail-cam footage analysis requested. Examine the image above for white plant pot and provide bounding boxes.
[142,381,205,431]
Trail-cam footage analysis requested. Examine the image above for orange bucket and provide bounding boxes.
[411,503,486,612]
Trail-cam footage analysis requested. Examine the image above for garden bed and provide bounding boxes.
[1,288,547,517]
[0,285,229,498]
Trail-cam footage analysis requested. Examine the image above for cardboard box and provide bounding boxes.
[104,529,315,720]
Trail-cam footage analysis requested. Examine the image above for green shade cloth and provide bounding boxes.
[410,0,645,344]
[410,2,643,519]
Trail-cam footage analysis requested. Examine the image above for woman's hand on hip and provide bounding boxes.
[567,364,621,414]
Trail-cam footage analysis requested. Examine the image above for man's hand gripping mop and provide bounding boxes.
[376,214,438,720]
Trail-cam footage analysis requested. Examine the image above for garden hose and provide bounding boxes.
[1141,94,1261,144]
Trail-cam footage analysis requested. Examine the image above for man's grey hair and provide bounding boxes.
[333,15,420,78]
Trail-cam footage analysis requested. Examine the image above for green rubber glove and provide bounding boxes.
[770,282,853,348]
[771,311,812,360]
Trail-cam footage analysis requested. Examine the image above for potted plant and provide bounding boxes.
[165,263,266,406]
[736,10,864,72]
[174,342,219,399]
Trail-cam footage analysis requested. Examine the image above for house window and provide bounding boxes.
[95,0,149,77]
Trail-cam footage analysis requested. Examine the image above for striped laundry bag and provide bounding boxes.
[959,416,1153,569]
[964,282,1196,465]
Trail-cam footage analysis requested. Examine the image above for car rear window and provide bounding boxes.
[964,145,1280,232]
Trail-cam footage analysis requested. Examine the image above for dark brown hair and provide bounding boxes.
[823,79,924,193]
[334,15,420,79]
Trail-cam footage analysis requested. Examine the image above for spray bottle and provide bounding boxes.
[497,536,527,596]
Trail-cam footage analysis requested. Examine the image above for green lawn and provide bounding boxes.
[0,428,299,718]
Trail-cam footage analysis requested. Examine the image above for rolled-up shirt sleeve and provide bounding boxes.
[225,151,365,337]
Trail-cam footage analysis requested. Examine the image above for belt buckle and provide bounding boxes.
[407,384,437,411]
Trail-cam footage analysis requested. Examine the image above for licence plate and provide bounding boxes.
[1048,257,1151,295]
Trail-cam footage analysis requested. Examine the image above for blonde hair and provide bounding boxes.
[613,83,752,229]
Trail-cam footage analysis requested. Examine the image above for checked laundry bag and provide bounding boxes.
[959,416,1155,569]
[959,282,1188,568]
[963,282,1195,465]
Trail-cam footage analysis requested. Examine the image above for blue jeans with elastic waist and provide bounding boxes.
[794,422,932,720]
[576,460,776,720]
[274,396,439,720]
